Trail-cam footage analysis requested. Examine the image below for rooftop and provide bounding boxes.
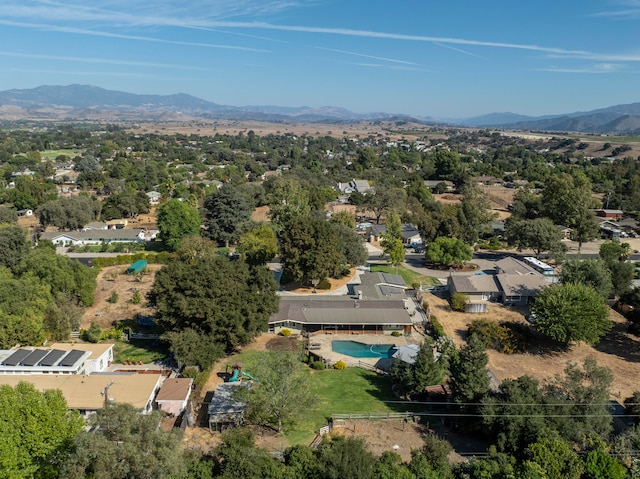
[156,378,193,402]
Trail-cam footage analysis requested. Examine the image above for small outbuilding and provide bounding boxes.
[155,378,193,416]
[208,382,247,432]
[127,260,148,275]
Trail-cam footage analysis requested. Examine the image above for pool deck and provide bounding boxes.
[306,332,422,370]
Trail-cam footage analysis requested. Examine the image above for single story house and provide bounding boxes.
[471,175,503,186]
[39,228,147,246]
[350,179,372,194]
[155,378,193,416]
[269,297,413,335]
[424,180,455,191]
[495,274,549,306]
[368,223,422,245]
[0,343,113,375]
[146,191,162,205]
[448,274,502,302]
[82,221,109,231]
[0,373,162,415]
[596,209,624,219]
[355,272,408,300]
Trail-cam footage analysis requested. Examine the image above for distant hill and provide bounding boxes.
[0,84,418,124]
[460,102,640,134]
[0,84,638,133]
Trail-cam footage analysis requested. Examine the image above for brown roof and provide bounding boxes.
[156,378,193,402]
[449,274,501,294]
[48,342,114,360]
[495,274,547,297]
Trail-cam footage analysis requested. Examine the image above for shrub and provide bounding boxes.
[279,328,292,337]
[131,291,142,305]
[311,360,326,370]
[450,292,468,312]
[108,291,119,304]
[411,282,420,290]
[100,327,123,340]
[317,279,331,290]
[83,322,102,343]
[430,316,446,338]
[468,319,529,354]
[334,360,347,370]
[182,366,209,389]
[391,331,402,337]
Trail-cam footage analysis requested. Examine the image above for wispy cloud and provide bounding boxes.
[0,51,211,70]
[592,0,640,18]
[335,61,429,73]
[315,47,419,66]
[0,20,271,53]
[432,41,482,58]
[536,63,626,73]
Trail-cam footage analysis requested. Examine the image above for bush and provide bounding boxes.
[450,292,468,311]
[468,319,529,354]
[100,327,123,340]
[108,291,119,304]
[279,328,292,337]
[317,279,331,290]
[182,366,209,389]
[430,316,446,338]
[411,282,420,290]
[311,360,326,370]
[131,291,142,305]
[334,360,347,370]
[391,331,402,337]
[83,322,102,343]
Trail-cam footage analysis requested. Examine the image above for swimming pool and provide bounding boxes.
[331,340,397,358]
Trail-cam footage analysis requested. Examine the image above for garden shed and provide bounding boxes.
[127,259,148,275]
[208,382,247,432]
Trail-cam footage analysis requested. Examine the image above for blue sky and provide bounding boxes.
[1,0,639,118]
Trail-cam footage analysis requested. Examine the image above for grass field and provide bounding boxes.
[370,263,440,287]
[39,149,84,159]
[112,339,169,364]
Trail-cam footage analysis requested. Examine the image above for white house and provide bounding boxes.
[40,229,146,246]
[146,191,162,205]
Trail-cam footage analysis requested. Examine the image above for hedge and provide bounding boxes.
[91,251,175,268]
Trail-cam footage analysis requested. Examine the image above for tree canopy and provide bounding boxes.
[148,256,279,369]
[425,237,472,268]
[203,185,253,246]
[532,283,612,345]
[156,198,202,251]
[36,195,101,230]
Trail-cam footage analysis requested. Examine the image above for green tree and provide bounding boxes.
[148,257,278,368]
[457,182,497,245]
[374,451,415,479]
[36,195,101,230]
[0,205,18,224]
[600,241,631,264]
[505,217,564,257]
[425,237,472,268]
[237,224,278,266]
[583,446,627,479]
[532,283,611,345]
[0,269,51,348]
[541,173,598,231]
[279,218,344,284]
[203,184,253,246]
[238,352,315,433]
[83,321,102,343]
[284,444,321,479]
[380,212,405,271]
[361,187,406,224]
[329,210,356,228]
[214,429,283,479]
[316,436,377,479]
[267,179,311,228]
[449,334,490,404]
[156,198,201,251]
[571,208,599,252]
[560,259,613,298]
[331,222,368,268]
[523,435,583,479]
[63,403,187,479]
[0,224,30,270]
[43,292,83,341]
[0,382,83,479]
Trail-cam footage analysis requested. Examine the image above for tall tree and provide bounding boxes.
[0,206,18,224]
[203,184,253,246]
[532,283,611,345]
[505,217,564,257]
[267,179,311,228]
[361,187,406,224]
[523,435,583,479]
[0,382,83,478]
[0,224,30,270]
[63,403,186,479]
[316,436,377,479]
[36,195,101,230]
[425,237,472,268]
[380,211,405,272]
[541,173,598,230]
[148,256,278,368]
[331,222,368,268]
[238,352,315,433]
[560,259,613,298]
[237,224,278,266]
[449,334,490,404]
[156,198,201,251]
[457,182,496,245]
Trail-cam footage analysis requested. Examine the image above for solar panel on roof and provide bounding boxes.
[22,349,49,366]
[38,349,66,367]
[3,349,31,366]
[59,350,85,367]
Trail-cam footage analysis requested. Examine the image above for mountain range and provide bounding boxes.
[0,84,639,134]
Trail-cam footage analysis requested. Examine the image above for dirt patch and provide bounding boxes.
[425,292,640,400]
[81,264,161,329]
[280,267,356,294]
[252,205,270,222]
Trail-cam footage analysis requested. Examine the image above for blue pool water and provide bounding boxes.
[331,340,397,358]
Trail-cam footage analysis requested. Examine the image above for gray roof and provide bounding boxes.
[495,274,547,297]
[494,257,538,275]
[270,298,412,326]
[359,272,406,288]
[40,229,144,242]
[208,382,246,417]
[449,274,501,294]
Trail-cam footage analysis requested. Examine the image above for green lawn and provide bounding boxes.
[370,263,440,287]
[39,149,84,160]
[112,339,169,364]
